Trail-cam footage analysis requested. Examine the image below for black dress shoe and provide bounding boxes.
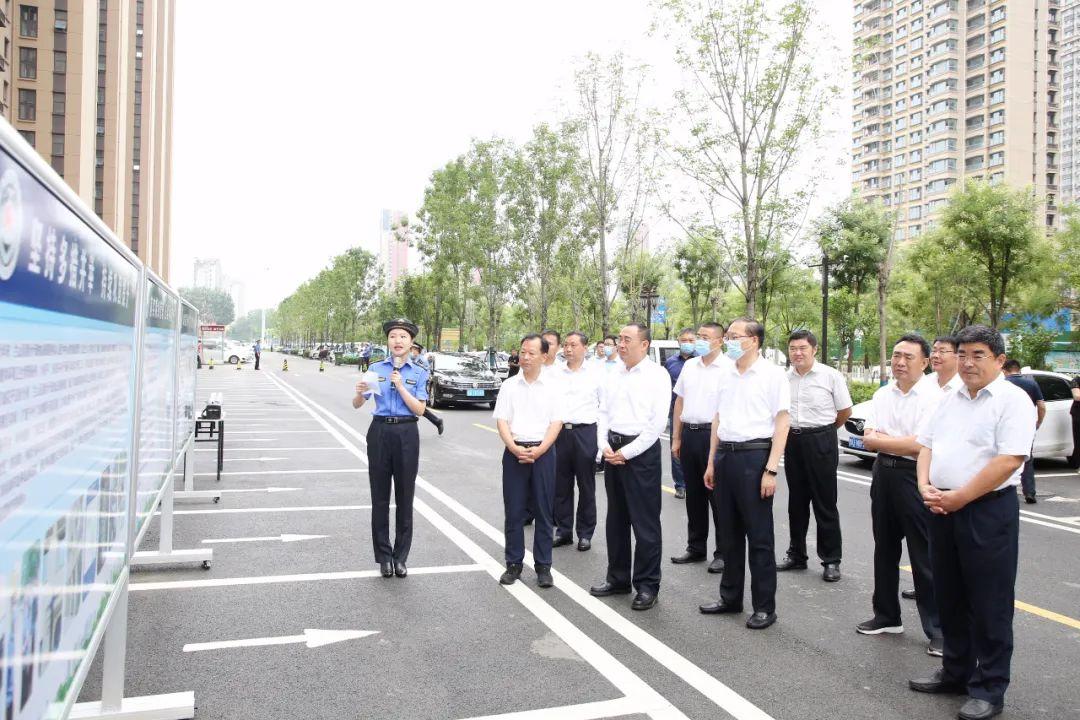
[746,611,777,629]
[908,668,966,695]
[535,564,553,588]
[500,563,523,585]
[902,588,917,600]
[394,561,407,578]
[553,534,574,548]
[589,582,632,597]
[776,554,808,571]
[524,517,534,526]
[671,551,707,564]
[958,698,1003,720]
[699,599,742,614]
[1024,494,1037,504]
[577,538,591,551]
[674,487,686,499]
[822,563,841,582]
[707,557,725,574]
[631,592,658,610]
[380,561,393,578]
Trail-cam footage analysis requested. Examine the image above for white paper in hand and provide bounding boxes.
[361,370,381,396]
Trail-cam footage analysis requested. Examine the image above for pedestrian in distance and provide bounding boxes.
[541,329,563,372]
[360,342,372,372]
[857,333,945,657]
[664,328,697,499]
[909,325,1037,720]
[670,321,730,574]
[507,349,520,378]
[929,335,964,393]
[493,334,563,588]
[409,342,446,436]
[777,328,852,582]
[552,331,602,552]
[699,318,789,630]
[599,334,622,372]
[253,338,261,371]
[1002,358,1045,504]
[589,323,672,611]
[352,318,430,579]
[593,340,606,363]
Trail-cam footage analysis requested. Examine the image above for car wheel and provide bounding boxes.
[1067,453,1080,470]
[229,355,239,365]
[428,383,440,409]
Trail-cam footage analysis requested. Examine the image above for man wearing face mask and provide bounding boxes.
[663,328,697,499]
[600,335,622,371]
[670,322,730,573]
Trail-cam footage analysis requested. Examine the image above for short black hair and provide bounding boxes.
[955,324,1006,357]
[677,327,695,339]
[566,330,589,346]
[541,329,561,345]
[1003,358,1022,372]
[788,328,818,349]
[521,333,549,354]
[895,332,931,359]
[603,334,618,343]
[730,317,764,346]
[698,321,724,337]
[624,322,651,343]
[933,334,959,351]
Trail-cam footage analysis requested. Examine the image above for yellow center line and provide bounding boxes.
[900,565,1080,631]
[473,423,498,434]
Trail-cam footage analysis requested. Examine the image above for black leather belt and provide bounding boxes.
[373,415,418,424]
[718,438,772,452]
[563,422,596,430]
[878,453,916,468]
[516,440,542,448]
[608,431,639,449]
[790,425,833,435]
[682,423,711,432]
[968,486,1014,504]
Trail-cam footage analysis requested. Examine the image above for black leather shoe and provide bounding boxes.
[394,561,407,578]
[908,668,966,695]
[699,599,742,614]
[822,563,841,582]
[499,563,523,585]
[707,557,725,574]
[631,592,658,610]
[958,698,1003,720]
[902,589,917,600]
[577,538,591,551]
[1024,494,1037,504]
[380,561,393,578]
[674,487,686,499]
[671,551,707,564]
[553,534,574,548]
[535,564,553,588]
[589,582,632,597]
[433,416,445,436]
[776,554,808,571]
[524,517,533,526]
[746,611,777,629]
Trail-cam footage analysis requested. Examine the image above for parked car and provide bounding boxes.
[224,342,254,365]
[427,352,502,408]
[838,369,1078,466]
[648,340,681,367]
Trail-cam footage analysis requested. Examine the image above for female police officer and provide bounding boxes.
[353,318,429,578]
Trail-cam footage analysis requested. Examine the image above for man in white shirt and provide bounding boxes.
[493,334,564,588]
[552,331,602,551]
[588,323,672,611]
[928,334,964,393]
[670,321,731,571]
[777,329,853,583]
[909,325,1035,720]
[700,318,790,630]
[541,329,564,372]
[856,333,945,657]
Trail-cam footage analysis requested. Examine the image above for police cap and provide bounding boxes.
[382,317,419,339]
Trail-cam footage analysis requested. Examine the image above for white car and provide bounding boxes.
[838,370,1077,466]
[224,342,255,365]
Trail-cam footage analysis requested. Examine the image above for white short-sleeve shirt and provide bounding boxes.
[492,371,562,442]
[596,357,672,461]
[673,354,733,424]
[863,374,943,459]
[787,361,853,429]
[552,362,602,425]
[714,356,791,442]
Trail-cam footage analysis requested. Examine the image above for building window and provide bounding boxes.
[51,133,63,156]
[989,130,1004,146]
[54,50,66,73]
[18,129,35,147]
[990,48,1005,64]
[52,91,64,114]
[989,89,1005,104]
[19,4,37,37]
[989,27,1005,43]
[54,8,67,32]
[18,47,36,79]
[17,88,35,120]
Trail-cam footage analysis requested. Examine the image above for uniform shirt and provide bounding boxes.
[552,362,602,425]
[788,360,852,429]
[1004,373,1043,407]
[928,371,964,394]
[600,357,624,372]
[664,353,694,416]
[863,374,943,459]
[367,357,429,417]
[596,357,672,460]
[492,371,562,442]
[674,354,733,424]
[918,373,1036,490]
[714,355,790,441]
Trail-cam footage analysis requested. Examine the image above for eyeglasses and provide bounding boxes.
[957,352,993,362]
[930,349,955,356]
[724,334,751,342]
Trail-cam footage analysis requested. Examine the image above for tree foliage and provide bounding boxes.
[179,286,235,326]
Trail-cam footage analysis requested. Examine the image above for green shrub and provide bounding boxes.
[337,353,360,366]
[848,381,878,405]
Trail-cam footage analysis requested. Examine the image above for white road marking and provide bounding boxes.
[212,487,301,494]
[455,697,641,720]
[227,430,330,434]
[132,564,483,591]
[222,457,289,462]
[194,468,365,477]
[196,447,349,453]
[166,504,374,516]
[1044,496,1079,503]
[183,628,378,653]
[1033,472,1080,478]
[200,534,328,545]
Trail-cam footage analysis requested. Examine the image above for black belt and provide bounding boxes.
[608,431,639,449]
[878,453,916,469]
[563,422,596,430]
[372,415,418,424]
[682,423,711,432]
[790,425,833,435]
[718,438,772,452]
[967,486,1014,504]
[515,440,542,448]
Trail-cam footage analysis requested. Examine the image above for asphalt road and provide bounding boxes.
[78,352,1080,720]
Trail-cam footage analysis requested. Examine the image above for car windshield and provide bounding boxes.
[436,355,488,373]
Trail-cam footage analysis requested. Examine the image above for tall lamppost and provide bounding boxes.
[639,286,659,330]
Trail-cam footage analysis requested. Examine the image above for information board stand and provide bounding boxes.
[174,437,222,503]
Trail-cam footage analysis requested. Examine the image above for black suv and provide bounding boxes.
[427,352,502,408]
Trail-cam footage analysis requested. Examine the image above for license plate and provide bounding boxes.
[848,436,865,450]
[467,389,485,397]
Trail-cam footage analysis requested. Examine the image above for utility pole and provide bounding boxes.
[820,252,829,367]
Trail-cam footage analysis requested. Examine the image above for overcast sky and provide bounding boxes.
[170,0,852,311]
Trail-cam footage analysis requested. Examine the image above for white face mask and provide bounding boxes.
[603,346,615,358]
[724,339,745,361]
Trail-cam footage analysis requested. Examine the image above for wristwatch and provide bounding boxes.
[764,468,778,477]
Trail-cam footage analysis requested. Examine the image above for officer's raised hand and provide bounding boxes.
[390,369,403,389]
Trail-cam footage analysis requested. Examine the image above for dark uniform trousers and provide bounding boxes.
[929,489,1019,706]
[254,352,260,370]
[502,446,557,567]
[554,424,598,541]
[870,456,942,640]
[604,436,662,596]
[717,444,776,614]
[366,419,419,563]
[680,427,723,557]
[783,426,842,565]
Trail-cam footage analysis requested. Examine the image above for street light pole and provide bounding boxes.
[820,252,829,366]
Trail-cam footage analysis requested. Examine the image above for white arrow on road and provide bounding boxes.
[214,487,301,494]
[223,457,289,462]
[183,628,377,653]
[201,533,329,545]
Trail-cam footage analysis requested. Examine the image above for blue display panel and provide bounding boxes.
[0,146,138,718]
[175,304,198,461]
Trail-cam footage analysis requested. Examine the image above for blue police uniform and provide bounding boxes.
[664,353,692,492]
[365,356,429,566]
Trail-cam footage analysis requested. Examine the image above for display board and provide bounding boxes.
[175,303,198,462]
[132,278,178,542]
[0,145,139,719]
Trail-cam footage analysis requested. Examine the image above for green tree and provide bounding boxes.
[672,231,723,325]
[179,286,235,325]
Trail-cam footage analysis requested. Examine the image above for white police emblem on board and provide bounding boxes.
[0,168,22,281]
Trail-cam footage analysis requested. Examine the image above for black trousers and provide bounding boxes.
[870,457,941,640]
[783,428,842,565]
[680,427,722,557]
[366,421,419,563]
[254,352,260,370]
[502,447,556,566]
[717,447,777,614]
[605,440,663,596]
[930,489,1019,706]
[554,424,597,540]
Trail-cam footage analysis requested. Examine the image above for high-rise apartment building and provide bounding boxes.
[193,257,223,290]
[0,0,175,280]
[379,208,409,288]
[853,0,1061,239]
[1061,0,1080,202]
